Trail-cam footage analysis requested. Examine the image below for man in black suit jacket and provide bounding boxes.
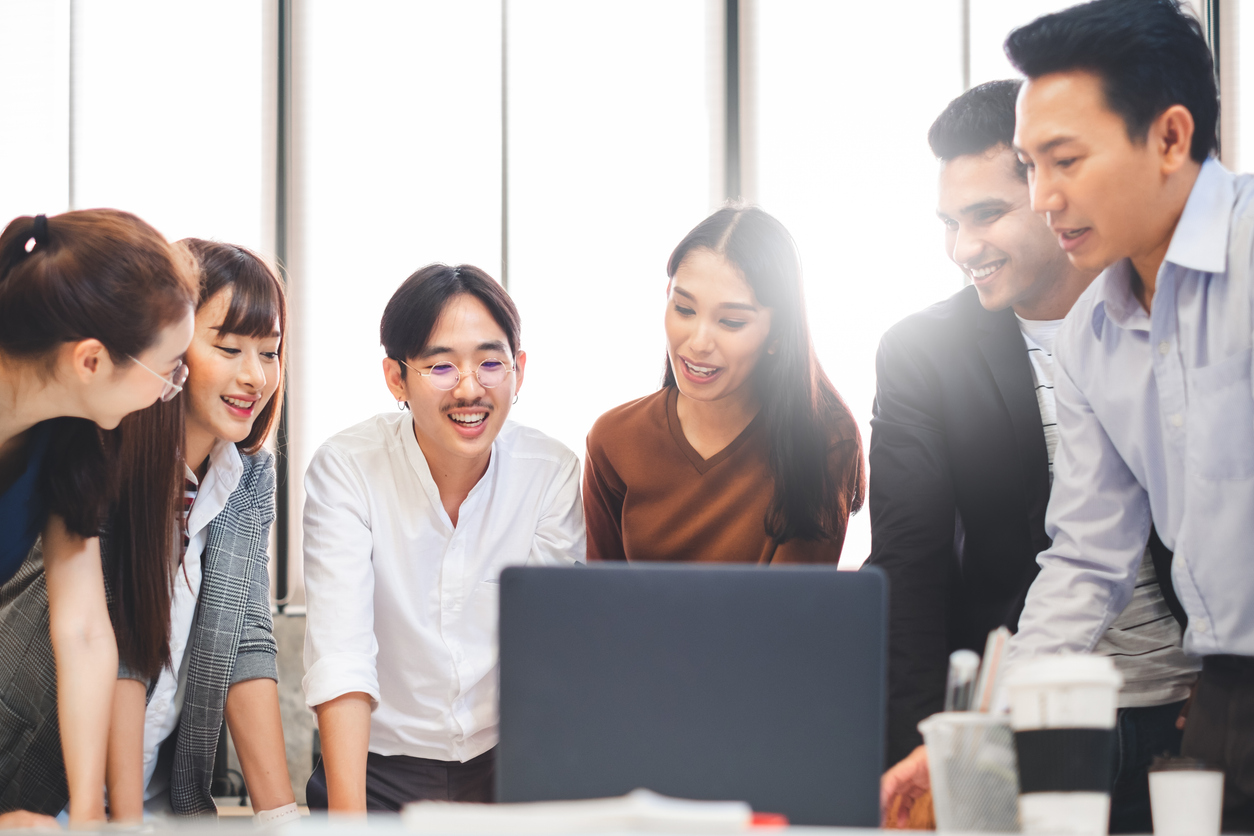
[863,80,1097,771]
[870,80,1198,835]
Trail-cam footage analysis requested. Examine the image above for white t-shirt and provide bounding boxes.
[301,412,586,762]
[1017,314,1198,707]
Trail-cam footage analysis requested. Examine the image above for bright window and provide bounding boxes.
[72,0,264,249]
[288,0,503,599]
[0,0,70,223]
[504,0,711,460]
[756,0,964,567]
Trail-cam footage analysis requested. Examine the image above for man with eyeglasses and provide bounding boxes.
[301,263,586,811]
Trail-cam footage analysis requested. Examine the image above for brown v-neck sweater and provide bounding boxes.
[584,386,862,564]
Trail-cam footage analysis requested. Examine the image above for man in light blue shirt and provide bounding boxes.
[1004,0,1254,828]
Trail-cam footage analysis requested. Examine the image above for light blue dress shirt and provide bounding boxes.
[1011,158,1254,661]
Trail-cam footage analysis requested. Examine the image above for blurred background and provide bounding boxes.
[0,0,1242,805]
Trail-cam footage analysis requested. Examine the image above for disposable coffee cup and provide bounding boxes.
[1004,655,1124,836]
[918,712,1019,832]
[1149,758,1223,836]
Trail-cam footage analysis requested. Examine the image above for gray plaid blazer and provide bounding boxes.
[0,450,278,818]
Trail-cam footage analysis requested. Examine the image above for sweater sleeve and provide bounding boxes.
[828,437,862,560]
[771,438,864,565]
[583,426,628,562]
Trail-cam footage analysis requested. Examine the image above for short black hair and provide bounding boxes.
[380,263,520,377]
[928,80,1026,180]
[1005,0,1217,163]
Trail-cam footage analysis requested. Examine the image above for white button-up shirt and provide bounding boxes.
[1012,158,1254,661]
[301,412,585,762]
[143,439,243,801]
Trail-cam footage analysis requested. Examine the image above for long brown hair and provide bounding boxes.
[0,210,197,540]
[663,206,866,543]
[109,397,185,677]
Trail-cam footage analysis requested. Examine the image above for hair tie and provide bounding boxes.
[24,214,48,254]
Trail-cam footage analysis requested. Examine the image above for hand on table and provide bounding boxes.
[881,744,931,828]
[0,810,59,829]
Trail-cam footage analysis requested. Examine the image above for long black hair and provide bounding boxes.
[662,206,864,543]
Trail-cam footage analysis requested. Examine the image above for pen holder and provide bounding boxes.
[919,712,1020,833]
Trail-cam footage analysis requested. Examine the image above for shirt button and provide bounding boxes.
[1170,414,1184,428]
[1194,621,1208,633]
[1159,341,1170,355]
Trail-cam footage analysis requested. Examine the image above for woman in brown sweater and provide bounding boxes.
[584,206,865,564]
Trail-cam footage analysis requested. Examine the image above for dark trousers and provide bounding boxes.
[1183,656,1254,833]
[1109,700,1186,833]
[307,748,496,811]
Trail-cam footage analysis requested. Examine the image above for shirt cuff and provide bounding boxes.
[231,648,280,685]
[302,652,380,709]
[117,660,148,684]
[255,802,301,826]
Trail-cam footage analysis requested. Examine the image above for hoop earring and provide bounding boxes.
[397,400,407,411]
[512,394,519,405]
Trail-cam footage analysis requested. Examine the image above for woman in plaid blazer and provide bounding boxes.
[102,239,297,821]
[0,240,298,822]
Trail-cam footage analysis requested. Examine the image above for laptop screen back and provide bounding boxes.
[497,563,886,827]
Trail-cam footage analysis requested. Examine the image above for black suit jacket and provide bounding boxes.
[863,285,1051,765]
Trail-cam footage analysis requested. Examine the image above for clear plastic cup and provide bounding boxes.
[918,712,1020,832]
[1004,655,1124,836]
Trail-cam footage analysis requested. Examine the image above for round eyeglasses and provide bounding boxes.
[127,355,189,402]
[401,358,516,391]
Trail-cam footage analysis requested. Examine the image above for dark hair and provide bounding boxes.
[663,206,865,543]
[1005,0,1217,163]
[929,80,1027,181]
[180,238,287,453]
[107,396,184,678]
[381,263,520,378]
[0,209,196,539]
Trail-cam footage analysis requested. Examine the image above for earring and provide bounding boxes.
[397,400,407,411]
[512,394,519,405]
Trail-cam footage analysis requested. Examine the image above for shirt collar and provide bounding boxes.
[1164,156,1233,275]
[1091,260,1150,335]
[186,439,244,537]
[400,412,498,530]
[1091,157,1233,337]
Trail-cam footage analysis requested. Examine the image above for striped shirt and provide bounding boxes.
[1017,314,1198,707]
[182,471,198,561]
[1018,316,1061,472]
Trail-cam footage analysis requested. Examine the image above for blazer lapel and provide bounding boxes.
[975,305,1052,547]
[170,494,255,816]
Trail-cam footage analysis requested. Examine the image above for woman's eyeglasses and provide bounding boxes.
[401,358,515,391]
[128,355,189,402]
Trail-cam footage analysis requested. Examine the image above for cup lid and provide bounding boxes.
[917,711,1011,734]
[1150,756,1219,772]
[1003,653,1124,690]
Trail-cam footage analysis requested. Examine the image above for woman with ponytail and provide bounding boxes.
[584,206,865,564]
[0,210,196,826]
